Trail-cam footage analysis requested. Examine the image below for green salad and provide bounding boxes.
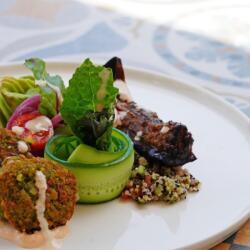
[0,58,64,127]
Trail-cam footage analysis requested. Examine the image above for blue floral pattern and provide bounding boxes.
[153,27,250,88]
[14,23,128,61]
[183,32,250,78]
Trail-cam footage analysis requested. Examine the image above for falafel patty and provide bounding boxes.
[0,128,30,164]
[0,156,77,234]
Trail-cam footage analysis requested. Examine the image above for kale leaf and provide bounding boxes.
[60,59,118,151]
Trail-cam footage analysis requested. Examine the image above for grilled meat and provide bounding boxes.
[104,57,125,82]
[115,97,196,167]
[104,57,197,167]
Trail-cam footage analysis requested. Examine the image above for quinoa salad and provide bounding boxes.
[122,153,200,204]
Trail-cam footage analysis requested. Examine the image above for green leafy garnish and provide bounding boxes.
[24,58,65,94]
[60,59,118,151]
[26,86,57,117]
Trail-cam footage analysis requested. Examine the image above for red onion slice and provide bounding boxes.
[51,113,63,128]
[6,95,41,129]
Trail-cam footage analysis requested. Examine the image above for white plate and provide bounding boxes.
[0,62,249,250]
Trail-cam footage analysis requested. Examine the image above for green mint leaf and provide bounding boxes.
[60,58,118,151]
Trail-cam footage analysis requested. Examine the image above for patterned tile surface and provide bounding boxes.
[0,0,249,249]
[211,220,250,250]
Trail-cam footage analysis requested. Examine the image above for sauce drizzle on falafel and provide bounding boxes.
[35,171,55,250]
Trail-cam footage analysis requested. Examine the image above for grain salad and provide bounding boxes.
[122,155,200,204]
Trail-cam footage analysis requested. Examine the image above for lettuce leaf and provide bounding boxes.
[0,76,37,127]
[0,75,57,123]
[24,58,65,94]
[60,59,118,151]
[0,76,36,111]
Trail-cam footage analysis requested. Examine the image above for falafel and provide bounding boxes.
[0,155,77,234]
[0,128,30,164]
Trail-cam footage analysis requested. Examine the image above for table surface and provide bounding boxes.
[0,0,249,249]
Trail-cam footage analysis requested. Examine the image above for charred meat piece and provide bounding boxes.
[115,97,196,167]
[104,57,125,81]
[104,57,197,168]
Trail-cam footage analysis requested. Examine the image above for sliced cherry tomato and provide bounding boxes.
[11,111,54,153]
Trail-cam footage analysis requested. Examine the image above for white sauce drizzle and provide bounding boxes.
[36,80,47,87]
[35,171,55,250]
[0,221,68,249]
[25,116,53,134]
[17,141,29,153]
[136,131,143,137]
[114,109,120,127]
[11,126,24,136]
[36,80,63,104]
[0,171,68,249]
[47,83,63,105]
[134,131,143,141]
[118,111,128,120]
[114,80,132,102]
[160,126,170,134]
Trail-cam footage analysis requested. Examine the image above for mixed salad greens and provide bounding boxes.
[0,58,119,156]
[0,59,63,128]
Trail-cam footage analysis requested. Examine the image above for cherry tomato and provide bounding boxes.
[11,111,54,153]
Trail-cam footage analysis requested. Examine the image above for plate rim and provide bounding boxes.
[0,61,249,250]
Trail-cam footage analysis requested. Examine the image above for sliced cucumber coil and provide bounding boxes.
[45,128,134,203]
